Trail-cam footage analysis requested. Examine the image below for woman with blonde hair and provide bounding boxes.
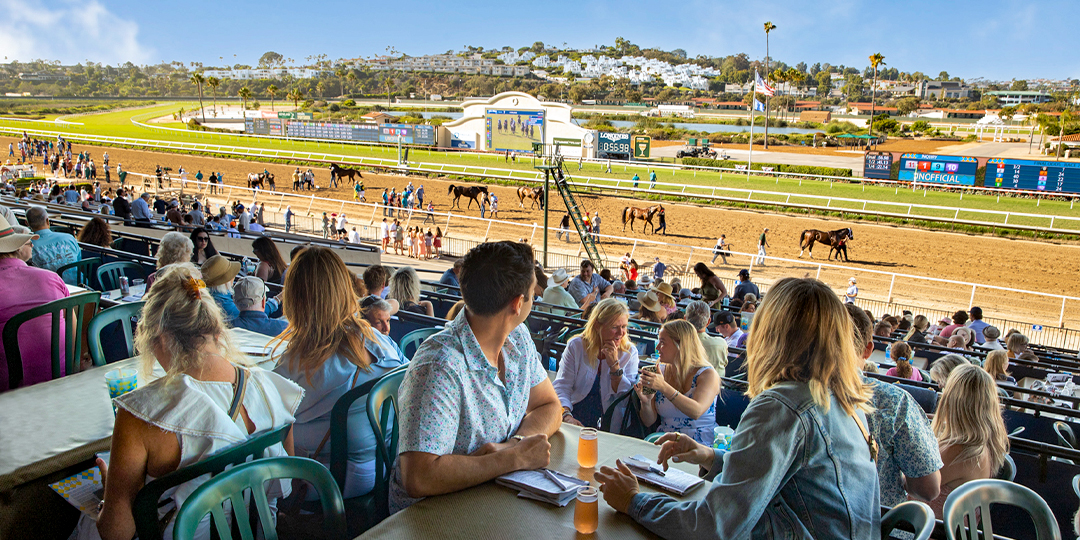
[653,282,677,316]
[739,293,757,313]
[928,353,968,387]
[273,247,406,499]
[983,350,1015,384]
[597,277,880,539]
[145,231,194,289]
[635,319,718,444]
[389,266,434,316]
[553,298,639,428]
[885,341,922,382]
[925,364,1009,518]
[1006,332,1030,360]
[87,263,301,540]
[905,315,930,343]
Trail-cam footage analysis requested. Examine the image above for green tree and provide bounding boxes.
[1010,79,1029,91]
[267,84,279,111]
[627,89,642,103]
[346,71,357,95]
[316,80,326,98]
[259,51,283,68]
[531,41,546,53]
[815,71,832,98]
[189,72,206,122]
[206,76,221,113]
[867,53,885,143]
[842,74,865,102]
[895,97,921,115]
[238,86,252,110]
[568,84,588,104]
[287,88,304,109]
[937,71,950,81]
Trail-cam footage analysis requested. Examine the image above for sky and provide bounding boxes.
[1,0,1077,81]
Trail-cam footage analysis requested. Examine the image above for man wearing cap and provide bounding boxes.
[0,213,70,390]
[568,260,612,308]
[756,227,769,265]
[732,269,760,304]
[231,276,288,337]
[202,255,279,322]
[25,207,81,282]
[845,277,858,304]
[713,311,746,349]
[542,268,583,316]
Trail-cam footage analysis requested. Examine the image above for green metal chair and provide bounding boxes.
[367,369,407,521]
[87,301,144,366]
[880,501,935,540]
[172,456,346,540]
[562,330,584,343]
[2,291,100,389]
[398,327,440,360]
[56,257,101,288]
[942,479,1061,540]
[995,454,1016,482]
[133,424,292,540]
[1073,473,1080,500]
[96,261,147,291]
[328,365,407,536]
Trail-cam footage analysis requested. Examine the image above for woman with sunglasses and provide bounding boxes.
[189,228,218,265]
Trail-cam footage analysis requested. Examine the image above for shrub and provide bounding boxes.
[342,99,356,107]
[683,157,853,177]
[329,103,341,112]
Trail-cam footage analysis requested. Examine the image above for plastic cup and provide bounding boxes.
[574,486,599,534]
[105,368,138,411]
[577,428,598,469]
[713,426,735,450]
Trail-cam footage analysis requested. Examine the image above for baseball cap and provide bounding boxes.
[233,276,267,309]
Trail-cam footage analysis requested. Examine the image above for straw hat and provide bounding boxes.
[548,268,570,288]
[639,274,653,286]
[201,255,241,288]
[636,290,662,313]
[0,213,37,253]
[653,282,674,300]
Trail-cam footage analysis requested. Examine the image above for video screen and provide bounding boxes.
[486,109,544,152]
[897,153,978,186]
[986,158,1080,193]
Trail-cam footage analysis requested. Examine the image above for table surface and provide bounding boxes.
[0,327,277,492]
[357,424,710,540]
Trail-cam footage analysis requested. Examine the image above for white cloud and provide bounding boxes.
[0,0,153,65]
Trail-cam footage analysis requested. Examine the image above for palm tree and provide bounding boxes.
[316,80,326,98]
[238,86,253,112]
[267,84,279,111]
[189,72,206,123]
[763,21,777,149]
[335,67,347,97]
[287,89,304,109]
[346,71,357,95]
[206,76,221,114]
[868,53,885,148]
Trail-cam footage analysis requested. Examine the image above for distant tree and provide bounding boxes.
[627,89,643,102]
[1010,79,1029,91]
[267,84,279,111]
[815,71,832,98]
[937,71,950,81]
[842,74,865,102]
[672,49,688,59]
[568,84,587,104]
[238,86,252,110]
[895,97,921,115]
[809,62,821,77]
[206,76,220,113]
[287,88,304,109]
[531,41,546,53]
[316,81,326,98]
[189,72,206,122]
[259,51,283,68]
[335,67,347,96]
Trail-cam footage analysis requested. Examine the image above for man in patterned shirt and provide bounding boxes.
[391,241,562,512]
[846,304,942,507]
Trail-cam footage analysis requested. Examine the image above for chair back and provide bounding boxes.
[996,454,1017,482]
[133,424,291,540]
[87,301,144,366]
[2,291,100,389]
[943,479,1061,540]
[599,389,648,439]
[96,261,147,291]
[1054,421,1077,449]
[398,327,440,360]
[896,383,939,415]
[880,500,935,540]
[367,369,407,520]
[56,257,101,288]
[172,456,346,540]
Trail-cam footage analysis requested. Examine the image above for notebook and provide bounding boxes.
[625,454,705,496]
[496,468,589,507]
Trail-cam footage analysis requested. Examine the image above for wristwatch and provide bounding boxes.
[610,368,625,377]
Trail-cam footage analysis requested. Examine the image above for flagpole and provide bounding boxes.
[748,74,756,180]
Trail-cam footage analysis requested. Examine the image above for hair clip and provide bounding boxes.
[183,277,206,300]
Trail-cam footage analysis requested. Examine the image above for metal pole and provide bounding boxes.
[1060,298,1067,328]
[543,169,550,268]
[887,275,896,303]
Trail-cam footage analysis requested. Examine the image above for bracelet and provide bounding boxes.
[668,389,680,401]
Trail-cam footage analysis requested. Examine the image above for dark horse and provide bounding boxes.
[517,187,544,210]
[798,227,854,259]
[621,204,664,233]
[329,163,363,185]
[448,184,489,210]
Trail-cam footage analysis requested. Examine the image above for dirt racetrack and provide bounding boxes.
[9,136,1080,328]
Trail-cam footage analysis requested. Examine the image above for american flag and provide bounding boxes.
[755,71,775,97]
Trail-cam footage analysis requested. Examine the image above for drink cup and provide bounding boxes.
[713,426,735,450]
[577,428,598,469]
[574,486,599,534]
[105,368,137,413]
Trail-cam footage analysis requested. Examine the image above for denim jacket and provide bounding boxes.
[629,381,880,540]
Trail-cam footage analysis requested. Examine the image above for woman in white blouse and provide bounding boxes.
[554,298,639,428]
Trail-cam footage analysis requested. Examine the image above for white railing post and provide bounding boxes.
[483,219,493,242]
[887,275,896,303]
[685,248,694,271]
[1061,298,1067,328]
[629,240,638,259]
[969,285,977,308]
[815,264,821,280]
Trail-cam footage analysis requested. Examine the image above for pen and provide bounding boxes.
[624,457,666,477]
[541,468,569,491]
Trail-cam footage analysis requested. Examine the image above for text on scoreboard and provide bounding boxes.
[897,154,978,186]
[596,132,631,155]
[863,152,894,180]
[985,158,1080,193]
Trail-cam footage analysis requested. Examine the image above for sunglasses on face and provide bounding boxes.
[196,236,210,242]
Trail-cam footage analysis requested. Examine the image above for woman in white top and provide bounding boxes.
[636,319,719,444]
[85,263,302,540]
[553,298,639,428]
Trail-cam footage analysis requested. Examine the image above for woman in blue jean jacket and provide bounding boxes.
[596,277,881,539]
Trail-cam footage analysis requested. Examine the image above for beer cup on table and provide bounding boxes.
[578,427,598,468]
[574,486,599,534]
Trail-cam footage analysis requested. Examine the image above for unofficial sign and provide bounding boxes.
[632,136,651,159]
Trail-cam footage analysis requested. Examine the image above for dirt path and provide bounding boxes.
[9,136,1079,326]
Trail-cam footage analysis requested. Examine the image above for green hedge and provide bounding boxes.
[682,157,853,178]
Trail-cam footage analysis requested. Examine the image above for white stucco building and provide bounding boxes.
[438,92,593,157]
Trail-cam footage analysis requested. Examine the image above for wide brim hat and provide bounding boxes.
[201,255,241,288]
[653,282,674,300]
[0,213,37,253]
[637,290,662,312]
[549,268,570,288]
[639,274,653,286]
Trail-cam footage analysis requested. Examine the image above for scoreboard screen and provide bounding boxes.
[278,121,434,145]
[863,151,893,180]
[897,153,978,186]
[985,158,1080,193]
[597,132,631,158]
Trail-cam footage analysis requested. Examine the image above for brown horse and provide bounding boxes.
[621,204,664,233]
[517,187,544,210]
[798,227,854,259]
[448,184,489,210]
[329,163,363,185]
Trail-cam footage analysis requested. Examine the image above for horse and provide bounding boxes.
[247,173,264,190]
[798,227,854,259]
[517,187,544,210]
[448,184,489,210]
[329,163,363,185]
[621,204,664,234]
